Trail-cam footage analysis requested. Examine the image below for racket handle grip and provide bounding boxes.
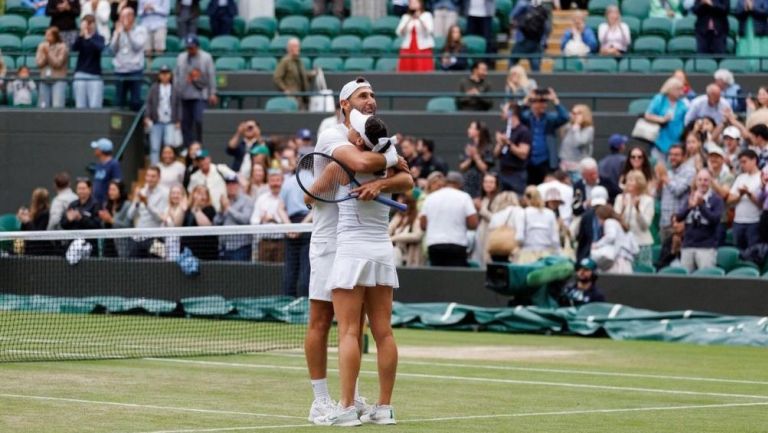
[375,196,408,212]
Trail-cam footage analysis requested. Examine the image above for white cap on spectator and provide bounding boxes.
[590,186,609,207]
[708,145,727,158]
[723,126,741,139]
[339,78,372,102]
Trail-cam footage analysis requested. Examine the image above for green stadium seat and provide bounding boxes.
[0,15,27,36]
[165,35,180,52]
[330,35,362,55]
[21,35,43,53]
[275,0,302,19]
[265,96,299,112]
[21,55,37,69]
[624,16,641,38]
[496,0,513,32]
[362,35,392,55]
[250,56,278,71]
[68,56,77,70]
[390,37,403,53]
[632,262,656,274]
[692,267,726,276]
[300,55,311,70]
[214,56,246,71]
[621,0,650,19]
[310,15,341,37]
[375,57,398,71]
[197,35,211,51]
[341,16,372,37]
[641,17,673,40]
[618,57,651,72]
[301,35,331,55]
[426,96,457,112]
[586,16,603,33]
[0,34,22,52]
[197,16,212,36]
[150,56,177,71]
[462,35,486,54]
[651,58,684,73]
[343,56,374,71]
[313,56,343,71]
[372,15,401,36]
[553,57,583,72]
[279,15,310,38]
[658,266,688,275]
[719,58,754,73]
[269,35,294,56]
[727,267,760,278]
[100,56,114,73]
[233,16,246,37]
[239,35,270,54]
[27,16,50,35]
[667,36,697,55]
[651,244,662,264]
[102,84,117,107]
[587,0,618,16]
[728,15,738,38]
[167,16,178,35]
[209,35,240,55]
[246,16,277,38]
[684,58,718,73]
[633,36,666,55]
[4,0,34,17]
[734,260,760,270]
[673,16,696,36]
[2,55,15,71]
[627,98,651,115]
[716,246,740,272]
[433,36,445,52]
[583,58,617,73]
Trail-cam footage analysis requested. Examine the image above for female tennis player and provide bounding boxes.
[316,110,412,427]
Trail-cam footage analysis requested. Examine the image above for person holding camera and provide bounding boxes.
[520,87,570,185]
[677,168,724,272]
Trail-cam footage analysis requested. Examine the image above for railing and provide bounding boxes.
[115,103,147,162]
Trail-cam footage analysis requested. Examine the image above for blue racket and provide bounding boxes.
[296,152,407,212]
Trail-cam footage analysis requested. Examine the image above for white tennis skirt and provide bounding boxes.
[325,240,399,291]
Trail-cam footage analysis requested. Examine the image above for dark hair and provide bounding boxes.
[621,146,654,183]
[105,180,126,211]
[76,177,92,189]
[82,14,96,24]
[364,116,389,144]
[507,103,522,119]
[749,124,768,140]
[470,120,491,148]
[17,65,29,74]
[54,172,71,189]
[553,169,570,183]
[146,165,162,176]
[738,149,758,161]
[46,26,62,44]
[668,143,684,154]
[442,24,464,54]
[470,61,487,72]
[595,204,629,231]
[421,138,435,153]
[481,172,499,200]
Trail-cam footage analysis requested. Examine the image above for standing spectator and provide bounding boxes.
[46,0,81,48]
[181,185,218,260]
[98,180,132,257]
[707,146,735,244]
[81,0,111,41]
[351,0,386,20]
[396,0,435,72]
[214,174,255,261]
[391,0,409,15]
[650,0,683,19]
[510,0,549,71]
[90,138,122,205]
[18,188,51,256]
[389,192,424,266]
[560,11,598,57]
[187,150,234,212]
[175,34,217,146]
[207,0,237,37]
[439,24,469,71]
[677,168,724,272]
[8,66,37,107]
[748,124,768,168]
[48,172,78,230]
[714,69,745,114]
[280,168,311,296]
[645,77,687,160]
[432,0,460,38]
[60,178,101,251]
[495,103,531,194]
[139,0,170,58]
[559,104,594,180]
[226,120,267,172]
[515,186,560,264]
[36,27,69,109]
[115,0,139,17]
[459,120,495,198]
[746,86,768,117]
[249,169,290,263]
[127,166,169,256]
[503,65,537,106]
[111,7,148,111]
[692,0,730,55]
[412,138,449,182]
[176,0,200,39]
[314,0,344,18]
[183,141,202,188]
[573,185,608,261]
[538,170,574,225]
[464,0,496,67]
[158,146,186,189]
[684,84,731,126]
[598,5,631,56]
[245,162,269,199]
[618,145,655,192]
[573,157,620,217]
[161,184,188,260]
[727,149,763,250]
[520,88,570,185]
[457,61,492,111]
[471,173,499,266]
[591,204,636,274]
[145,65,183,165]
[72,15,105,109]
[614,170,655,267]
[273,38,313,111]
[656,218,685,268]
[487,191,524,262]
[420,171,478,266]
[657,144,696,240]
[598,134,628,192]
[558,258,605,307]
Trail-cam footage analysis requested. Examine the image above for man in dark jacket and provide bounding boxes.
[520,88,569,184]
[575,185,608,262]
[457,61,492,111]
[46,0,81,47]
[145,65,183,164]
[677,168,725,272]
[207,0,237,37]
[558,258,606,307]
[693,0,730,55]
[177,0,200,38]
[572,157,621,217]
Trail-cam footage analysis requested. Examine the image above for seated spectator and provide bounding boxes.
[521,88,570,184]
[314,0,344,18]
[273,38,313,111]
[677,169,724,272]
[591,204,636,274]
[472,173,500,266]
[657,144,696,240]
[60,178,101,251]
[36,27,69,108]
[161,184,188,260]
[227,120,267,172]
[572,158,619,217]
[420,171,478,267]
[598,134,628,192]
[250,169,290,262]
[214,174,255,261]
[80,0,111,41]
[176,0,200,39]
[176,35,217,145]
[111,7,148,111]
[559,104,594,180]
[127,166,169,256]
[412,138,449,183]
[207,0,237,37]
[598,5,631,56]
[727,149,763,251]
[558,258,605,307]
[46,0,80,47]
[439,24,469,71]
[389,192,424,267]
[457,62,492,111]
[432,0,460,38]
[460,120,495,198]
[90,138,122,205]
[746,86,768,117]
[295,128,314,156]
[138,0,170,57]
[158,146,185,189]
[181,184,218,260]
[573,185,609,261]
[706,146,735,243]
[145,65,182,165]
[614,170,655,267]
[515,186,560,264]
[650,0,683,19]
[98,180,132,257]
[48,172,78,230]
[8,66,37,107]
[503,65,537,107]
[72,15,105,109]
[487,191,524,262]
[560,11,597,57]
[693,0,729,55]
[645,77,688,160]
[714,69,745,114]
[509,0,549,71]
[396,0,435,72]
[187,149,236,212]
[495,104,531,194]
[538,170,574,225]
[18,188,51,256]
[618,145,655,193]
[23,0,48,16]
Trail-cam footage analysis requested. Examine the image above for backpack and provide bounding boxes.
[519,5,549,41]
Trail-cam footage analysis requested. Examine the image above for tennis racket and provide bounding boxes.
[296,152,407,212]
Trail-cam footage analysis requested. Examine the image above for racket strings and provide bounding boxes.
[297,154,352,202]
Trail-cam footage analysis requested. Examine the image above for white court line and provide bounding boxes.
[0,394,305,420]
[136,424,315,433]
[261,352,768,386]
[143,358,768,401]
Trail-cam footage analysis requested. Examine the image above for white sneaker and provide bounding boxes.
[354,396,372,418]
[360,404,396,425]
[307,397,337,423]
[314,405,362,427]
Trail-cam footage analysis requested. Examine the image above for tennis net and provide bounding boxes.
[0,223,319,362]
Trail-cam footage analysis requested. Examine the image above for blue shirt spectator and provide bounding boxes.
[684,84,732,126]
[520,88,569,183]
[90,138,122,204]
[560,12,598,56]
[645,77,688,155]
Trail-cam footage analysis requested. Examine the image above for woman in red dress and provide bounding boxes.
[396,0,435,72]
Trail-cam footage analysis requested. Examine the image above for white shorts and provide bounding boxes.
[145,28,167,52]
[325,240,399,291]
[308,239,336,302]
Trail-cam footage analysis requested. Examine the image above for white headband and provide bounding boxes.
[339,79,372,102]
[349,109,397,152]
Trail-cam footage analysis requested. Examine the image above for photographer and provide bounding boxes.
[676,169,724,272]
[520,87,570,185]
[494,103,531,194]
[175,34,217,147]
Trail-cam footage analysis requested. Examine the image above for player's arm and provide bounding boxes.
[333,143,400,174]
[352,169,413,200]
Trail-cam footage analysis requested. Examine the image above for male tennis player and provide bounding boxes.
[305,77,412,424]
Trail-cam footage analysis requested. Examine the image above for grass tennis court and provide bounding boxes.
[1,328,767,432]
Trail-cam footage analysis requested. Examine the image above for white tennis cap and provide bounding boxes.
[349,109,373,148]
[723,126,741,139]
[339,78,372,102]
[590,186,609,207]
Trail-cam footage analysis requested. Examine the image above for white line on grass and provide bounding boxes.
[0,394,305,420]
[136,424,315,433]
[143,358,768,401]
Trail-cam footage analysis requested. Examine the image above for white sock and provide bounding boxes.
[354,378,360,400]
[311,378,330,400]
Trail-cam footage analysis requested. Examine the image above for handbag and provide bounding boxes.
[591,244,617,270]
[163,124,183,148]
[486,210,518,257]
[309,68,335,113]
[631,117,661,144]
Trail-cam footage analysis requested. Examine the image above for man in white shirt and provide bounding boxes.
[684,84,731,126]
[48,172,78,230]
[187,149,235,212]
[727,149,763,251]
[250,169,290,262]
[126,166,168,257]
[420,171,479,267]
